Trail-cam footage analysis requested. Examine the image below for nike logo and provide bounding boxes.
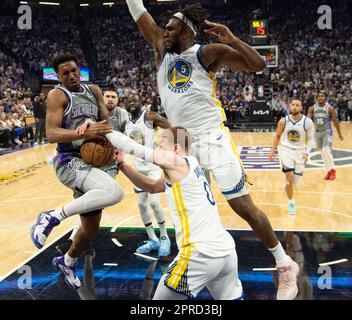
[216,135,223,140]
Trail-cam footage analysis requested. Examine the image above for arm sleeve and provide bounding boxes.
[126,0,147,22]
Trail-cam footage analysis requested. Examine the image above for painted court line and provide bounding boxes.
[134,253,158,261]
[253,268,277,271]
[319,259,348,267]
[103,263,118,267]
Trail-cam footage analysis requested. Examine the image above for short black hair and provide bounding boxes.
[52,53,79,73]
[161,3,206,34]
[103,88,118,95]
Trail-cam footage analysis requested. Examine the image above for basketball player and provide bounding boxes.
[307,91,344,180]
[30,53,123,289]
[112,127,243,300]
[55,88,129,255]
[125,0,298,299]
[269,100,315,215]
[125,93,172,256]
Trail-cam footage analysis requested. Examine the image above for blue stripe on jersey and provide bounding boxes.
[196,45,210,72]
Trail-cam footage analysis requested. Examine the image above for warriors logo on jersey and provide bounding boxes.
[167,59,193,93]
[287,130,301,143]
[129,130,145,145]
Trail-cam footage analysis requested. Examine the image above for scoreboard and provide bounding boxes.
[250,20,268,38]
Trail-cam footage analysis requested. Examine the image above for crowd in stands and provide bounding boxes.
[1,0,352,148]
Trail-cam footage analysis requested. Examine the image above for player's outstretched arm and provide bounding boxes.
[126,0,165,55]
[146,111,171,129]
[269,118,285,161]
[46,89,112,143]
[201,20,266,72]
[115,151,165,194]
[329,107,344,141]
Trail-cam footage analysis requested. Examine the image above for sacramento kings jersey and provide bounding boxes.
[109,107,129,133]
[281,115,313,150]
[124,110,159,172]
[165,156,235,257]
[313,103,331,132]
[157,44,226,136]
[55,84,99,154]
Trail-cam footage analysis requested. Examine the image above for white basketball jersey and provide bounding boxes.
[165,156,235,257]
[157,44,226,137]
[281,115,313,149]
[124,110,160,172]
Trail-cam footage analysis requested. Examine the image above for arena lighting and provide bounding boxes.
[103,2,115,6]
[80,3,89,6]
[39,2,60,5]
[19,1,28,4]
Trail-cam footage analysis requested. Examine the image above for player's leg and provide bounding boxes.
[281,147,297,214]
[207,251,243,300]
[55,219,81,255]
[136,190,160,254]
[147,167,170,256]
[321,132,335,180]
[53,211,101,289]
[30,161,124,249]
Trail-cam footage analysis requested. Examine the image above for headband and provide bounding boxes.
[173,12,197,36]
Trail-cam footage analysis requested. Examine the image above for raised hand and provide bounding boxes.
[204,19,237,45]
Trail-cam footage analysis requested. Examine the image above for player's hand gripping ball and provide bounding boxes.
[80,136,114,167]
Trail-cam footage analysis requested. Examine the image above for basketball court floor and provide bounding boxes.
[0,124,351,300]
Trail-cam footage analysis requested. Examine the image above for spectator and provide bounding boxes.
[33,93,46,145]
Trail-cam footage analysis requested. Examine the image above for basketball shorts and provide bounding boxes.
[189,125,248,200]
[53,152,118,214]
[280,146,305,175]
[315,130,332,150]
[158,247,243,300]
[133,165,162,193]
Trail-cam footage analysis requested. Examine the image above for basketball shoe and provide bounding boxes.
[53,256,81,289]
[329,169,336,180]
[276,257,300,300]
[288,201,296,215]
[158,236,171,257]
[30,211,60,249]
[136,239,160,254]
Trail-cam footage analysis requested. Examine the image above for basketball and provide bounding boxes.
[80,137,114,167]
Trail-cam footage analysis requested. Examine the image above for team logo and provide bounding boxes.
[167,59,193,93]
[287,130,300,143]
[129,130,145,145]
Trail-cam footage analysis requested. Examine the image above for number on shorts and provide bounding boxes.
[204,181,215,206]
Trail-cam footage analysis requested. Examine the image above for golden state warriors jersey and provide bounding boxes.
[165,156,235,257]
[125,110,160,172]
[281,115,313,149]
[157,44,226,137]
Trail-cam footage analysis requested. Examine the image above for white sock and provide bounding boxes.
[158,221,168,238]
[64,253,77,266]
[268,242,291,266]
[145,224,158,242]
[288,199,295,205]
[50,208,66,222]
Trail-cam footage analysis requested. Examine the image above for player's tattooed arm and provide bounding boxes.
[146,111,171,129]
[202,20,266,72]
[269,118,285,161]
[126,0,165,57]
[329,107,344,141]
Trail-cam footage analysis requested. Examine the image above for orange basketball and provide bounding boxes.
[80,137,114,167]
